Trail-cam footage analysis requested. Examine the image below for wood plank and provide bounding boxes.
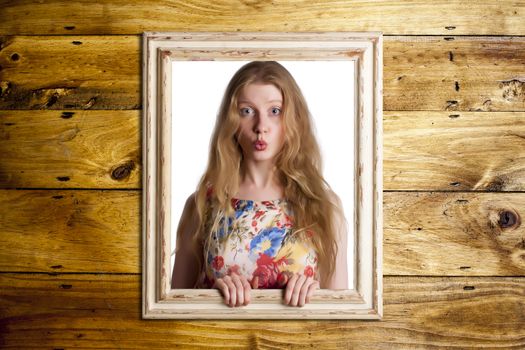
[384,36,525,112]
[384,192,525,276]
[0,110,140,188]
[0,1,524,35]
[384,111,525,191]
[0,274,523,348]
[0,35,141,110]
[1,190,523,276]
[0,190,139,273]
[1,36,524,111]
[2,110,524,190]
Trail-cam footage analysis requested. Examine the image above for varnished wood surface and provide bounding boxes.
[1,36,525,111]
[385,37,525,112]
[0,1,524,35]
[383,111,525,191]
[1,110,523,191]
[1,190,523,276]
[0,35,141,110]
[0,190,139,273]
[1,1,524,346]
[1,274,523,348]
[384,192,525,276]
[0,110,140,188]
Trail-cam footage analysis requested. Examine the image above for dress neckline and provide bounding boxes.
[230,197,286,210]
[231,197,285,202]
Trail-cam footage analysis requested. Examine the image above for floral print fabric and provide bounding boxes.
[199,196,318,289]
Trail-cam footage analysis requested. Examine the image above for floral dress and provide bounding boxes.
[198,193,318,289]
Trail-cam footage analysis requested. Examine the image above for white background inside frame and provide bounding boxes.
[170,60,356,288]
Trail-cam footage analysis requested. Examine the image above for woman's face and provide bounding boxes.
[235,83,285,164]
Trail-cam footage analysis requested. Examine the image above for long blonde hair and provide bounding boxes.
[192,61,343,287]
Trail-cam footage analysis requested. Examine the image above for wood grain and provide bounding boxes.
[384,192,525,276]
[0,35,141,110]
[2,190,523,276]
[0,110,140,188]
[0,1,524,35]
[1,2,524,342]
[1,110,523,191]
[0,190,139,273]
[1,36,525,111]
[384,111,525,191]
[384,37,525,112]
[1,274,523,348]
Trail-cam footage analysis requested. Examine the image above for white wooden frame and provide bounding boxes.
[142,32,383,319]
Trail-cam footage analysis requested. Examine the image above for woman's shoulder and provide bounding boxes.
[182,191,197,208]
[179,191,199,225]
[184,184,213,207]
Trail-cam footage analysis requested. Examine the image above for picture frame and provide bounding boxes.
[142,32,383,319]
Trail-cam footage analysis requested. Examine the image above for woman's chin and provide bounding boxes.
[246,154,277,163]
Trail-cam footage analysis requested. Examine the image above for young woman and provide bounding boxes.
[171,61,348,307]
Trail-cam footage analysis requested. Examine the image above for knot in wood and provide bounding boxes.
[498,210,520,229]
[500,79,525,102]
[111,161,135,180]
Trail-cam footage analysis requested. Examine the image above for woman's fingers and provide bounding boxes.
[217,272,318,307]
[231,273,246,306]
[284,273,299,305]
[284,273,319,307]
[240,275,252,305]
[299,278,319,306]
[214,278,230,305]
[222,275,237,307]
[289,274,307,306]
[305,280,319,304]
[213,273,252,307]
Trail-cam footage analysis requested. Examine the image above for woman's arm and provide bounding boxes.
[171,192,201,289]
[171,192,253,306]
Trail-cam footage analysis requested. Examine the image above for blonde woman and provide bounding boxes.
[171,61,348,307]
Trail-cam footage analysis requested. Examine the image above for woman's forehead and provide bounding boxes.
[238,83,283,104]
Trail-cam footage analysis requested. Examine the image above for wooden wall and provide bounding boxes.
[1,1,524,348]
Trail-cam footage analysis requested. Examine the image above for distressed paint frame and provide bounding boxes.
[142,32,383,319]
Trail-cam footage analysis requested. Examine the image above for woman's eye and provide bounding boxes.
[271,107,281,116]
[240,107,254,116]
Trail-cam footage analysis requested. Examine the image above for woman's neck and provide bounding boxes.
[236,161,284,200]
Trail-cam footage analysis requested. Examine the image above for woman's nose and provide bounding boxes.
[253,113,269,134]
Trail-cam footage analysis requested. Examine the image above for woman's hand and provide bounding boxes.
[283,273,319,307]
[212,273,253,307]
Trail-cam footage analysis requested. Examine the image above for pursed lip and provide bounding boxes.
[254,140,267,150]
